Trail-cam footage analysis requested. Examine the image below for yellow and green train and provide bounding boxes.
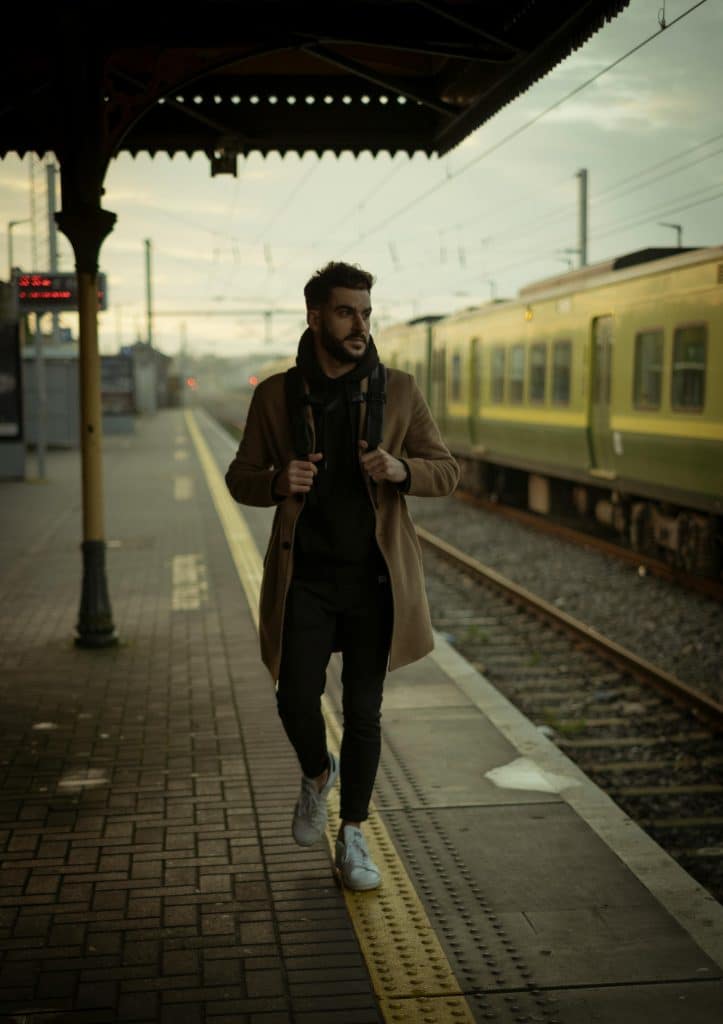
[380,246,723,577]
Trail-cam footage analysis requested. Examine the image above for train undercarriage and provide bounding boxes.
[455,454,722,580]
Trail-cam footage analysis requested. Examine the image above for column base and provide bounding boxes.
[75,539,118,648]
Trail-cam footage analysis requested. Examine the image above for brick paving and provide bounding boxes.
[0,410,381,1024]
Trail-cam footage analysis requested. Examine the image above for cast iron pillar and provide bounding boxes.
[56,205,118,647]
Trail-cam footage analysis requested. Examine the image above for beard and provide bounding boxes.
[319,320,368,365]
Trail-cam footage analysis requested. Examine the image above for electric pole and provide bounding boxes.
[144,238,153,348]
[659,222,683,248]
[576,168,588,267]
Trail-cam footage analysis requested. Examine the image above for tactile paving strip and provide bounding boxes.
[315,654,563,1022]
[323,677,561,1024]
[323,705,476,1023]
[378,737,560,1023]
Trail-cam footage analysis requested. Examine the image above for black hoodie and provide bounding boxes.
[291,330,385,581]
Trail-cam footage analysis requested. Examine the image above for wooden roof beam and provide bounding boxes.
[298,34,513,64]
[413,1,524,56]
[109,69,255,145]
[300,43,460,118]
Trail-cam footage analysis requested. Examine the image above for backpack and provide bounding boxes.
[284,362,387,458]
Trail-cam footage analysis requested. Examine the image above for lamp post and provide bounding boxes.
[7,218,31,279]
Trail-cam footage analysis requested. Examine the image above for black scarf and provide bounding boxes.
[294,328,380,500]
[295,327,379,385]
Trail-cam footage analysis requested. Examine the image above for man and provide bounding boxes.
[225,262,458,890]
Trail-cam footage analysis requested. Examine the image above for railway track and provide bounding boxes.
[453,488,723,603]
[416,526,723,905]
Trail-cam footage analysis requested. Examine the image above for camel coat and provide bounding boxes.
[225,367,459,680]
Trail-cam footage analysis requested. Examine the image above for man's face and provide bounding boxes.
[310,287,372,365]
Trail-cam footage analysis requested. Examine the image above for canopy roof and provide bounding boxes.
[1,1,630,165]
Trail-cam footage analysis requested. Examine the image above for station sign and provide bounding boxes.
[16,272,108,312]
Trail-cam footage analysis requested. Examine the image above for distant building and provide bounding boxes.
[122,340,172,414]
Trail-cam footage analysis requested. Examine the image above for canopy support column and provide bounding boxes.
[56,205,117,647]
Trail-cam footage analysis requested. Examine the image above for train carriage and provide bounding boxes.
[380,246,723,576]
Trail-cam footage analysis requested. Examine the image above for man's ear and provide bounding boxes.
[307,306,320,331]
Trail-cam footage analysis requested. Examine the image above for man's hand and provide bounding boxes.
[359,440,407,484]
[274,452,324,496]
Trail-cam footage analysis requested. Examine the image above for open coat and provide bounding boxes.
[225,367,459,681]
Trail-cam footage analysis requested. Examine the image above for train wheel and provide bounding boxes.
[630,502,654,555]
[677,513,699,573]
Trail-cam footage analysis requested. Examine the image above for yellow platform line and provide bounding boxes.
[186,408,475,1024]
[185,410,261,629]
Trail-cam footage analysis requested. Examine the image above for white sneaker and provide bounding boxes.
[292,751,339,847]
[335,825,381,891]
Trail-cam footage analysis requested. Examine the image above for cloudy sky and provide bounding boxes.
[1,0,721,359]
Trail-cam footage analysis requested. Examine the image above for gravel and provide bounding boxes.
[407,494,723,705]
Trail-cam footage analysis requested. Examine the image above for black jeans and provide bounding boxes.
[276,573,393,822]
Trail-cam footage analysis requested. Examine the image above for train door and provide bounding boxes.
[431,345,447,433]
[589,315,616,472]
[468,337,481,444]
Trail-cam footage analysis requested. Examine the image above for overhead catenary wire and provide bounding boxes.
[258,162,723,308]
[347,137,723,286]
[338,0,710,254]
[391,127,723,249]
[593,180,723,244]
[355,173,723,305]
[593,129,723,201]
[250,155,320,246]
[266,153,412,282]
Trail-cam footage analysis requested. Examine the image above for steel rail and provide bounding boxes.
[416,524,723,730]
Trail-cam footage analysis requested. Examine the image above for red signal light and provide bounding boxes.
[248,375,259,387]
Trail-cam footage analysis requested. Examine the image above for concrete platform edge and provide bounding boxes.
[428,632,723,969]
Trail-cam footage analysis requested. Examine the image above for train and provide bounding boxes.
[380,246,723,578]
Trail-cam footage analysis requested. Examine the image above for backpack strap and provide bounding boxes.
[284,366,313,458]
[286,361,386,458]
[364,362,387,451]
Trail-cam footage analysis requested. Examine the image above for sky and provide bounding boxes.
[1,0,722,360]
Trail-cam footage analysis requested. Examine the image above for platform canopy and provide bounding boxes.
[1,0,633,650]
[1,0,630,167]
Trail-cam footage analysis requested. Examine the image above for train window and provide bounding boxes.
[491,347,505,402]
[634,330,663,409]
[507,348,524,403]
[529,343,547,402]
[672,325,706,411]
[509,345,524,403]
[552,340,571,404]
[451,352,462,401]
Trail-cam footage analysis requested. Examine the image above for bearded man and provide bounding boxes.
[225,261,458,890]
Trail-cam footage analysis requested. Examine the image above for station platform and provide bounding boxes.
[1,406,721,1024]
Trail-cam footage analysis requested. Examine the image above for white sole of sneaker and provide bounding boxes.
[332,864,382,892]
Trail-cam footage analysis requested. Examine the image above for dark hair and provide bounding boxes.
[304,261,375,308]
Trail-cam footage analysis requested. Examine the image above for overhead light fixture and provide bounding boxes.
[210,138,241,176]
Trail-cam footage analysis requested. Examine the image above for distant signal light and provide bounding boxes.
[248,375,259,387]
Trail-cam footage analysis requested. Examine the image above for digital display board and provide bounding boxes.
[16,273,108,312]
